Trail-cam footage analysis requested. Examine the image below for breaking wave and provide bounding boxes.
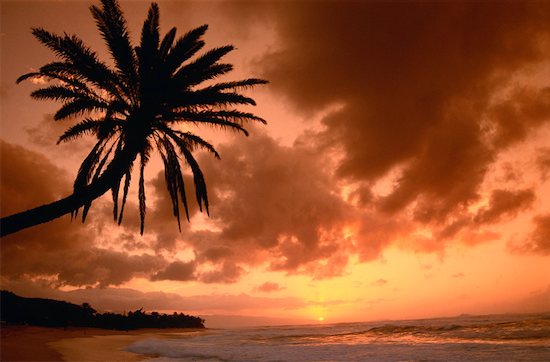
[126,312,550,361]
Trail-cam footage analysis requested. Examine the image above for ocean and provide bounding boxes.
[126,313,550,361]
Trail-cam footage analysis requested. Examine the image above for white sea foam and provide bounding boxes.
[126,313,550,361]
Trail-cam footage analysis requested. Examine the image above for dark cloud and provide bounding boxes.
[515,214,550,255]
[474,189,535,224]
[0,140,70,215]
[150,260,197,282]
[56,249,164,287]
[426,188,535,244]
[3,1,550,295]
[198,262,243,284]
[257,2,550,223]
[179,131,352,277]
[355,214,412,261]
[0,140,167,287]
[536,148,550,181]
[488,87,550,149]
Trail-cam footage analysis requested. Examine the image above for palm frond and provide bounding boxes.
[140,3,160,56]
[117,170,132,224]
[18,62,77,84]
[19,63,131,115]
[90,0,137,93]
[173,46,234,87]
[164,109,267,135]
[206,78,269,92]
[31,85,84,102]
[110,140,124,220]
[175,89,258,108]
[31,28,89,62]
[57,118,103,143]
[179,144,209,214]
[54,98,109,121]
[111,179,120,221]
[74,140,105,192]
[161,132,210,215]
[138,151,147,235]
[156,136,188,228]
[158,124,220,159]
[137,3,161,102]
[30,29,127,100]
[16,72,41,84]
[159,27,176,60]
[164,24,208,75]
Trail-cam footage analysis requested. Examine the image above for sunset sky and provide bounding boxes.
[1,0,549,327]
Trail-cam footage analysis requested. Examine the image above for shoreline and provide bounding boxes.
[0,325,204,361]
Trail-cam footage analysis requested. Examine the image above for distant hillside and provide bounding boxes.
[0,290,204,330]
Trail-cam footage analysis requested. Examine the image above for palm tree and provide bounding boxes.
[0,0,266,237]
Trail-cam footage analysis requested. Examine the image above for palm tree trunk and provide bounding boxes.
[0,148,138,237]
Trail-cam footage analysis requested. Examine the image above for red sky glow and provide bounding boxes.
[1,0,549,327]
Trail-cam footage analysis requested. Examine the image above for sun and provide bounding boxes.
[317,316,325,322]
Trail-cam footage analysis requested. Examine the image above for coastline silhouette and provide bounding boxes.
[1,290,204,330]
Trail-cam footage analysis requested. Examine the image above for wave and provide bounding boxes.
[363,318,550,342]
[126,313,550,362]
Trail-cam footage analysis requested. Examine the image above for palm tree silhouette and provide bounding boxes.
[0,0,266,237]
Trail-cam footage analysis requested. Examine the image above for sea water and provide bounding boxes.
[126,313,550,361]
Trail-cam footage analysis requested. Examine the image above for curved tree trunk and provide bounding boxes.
[0,148,138,237]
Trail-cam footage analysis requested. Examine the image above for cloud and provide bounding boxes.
[166,131,353,277]
[474,188,535,224]
[150,260,197,282]
[0,140,70,215]
[255,282,285,293]
[198,262,244,284]
[25,113,94,156]
[56,249,165,287]
[536,148,550,181]
[0,140,168,287]
[257,2,550,225]
[1,128,355,287]
[513,214,550,255]
[0,282,308,315]
[487,87,550,149]
[4,2,550,293]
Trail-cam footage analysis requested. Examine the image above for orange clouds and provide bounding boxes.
[0,141,165,287]
[474,189,535,224]
[182,131,352,277]
[519,215,550,255]
[0,140,70,216]
[252,2,550,256]
[255,282,285,293]
[258,2,550,221]
[2,1,550,318]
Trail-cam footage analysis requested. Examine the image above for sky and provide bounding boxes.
[1,0,549,328]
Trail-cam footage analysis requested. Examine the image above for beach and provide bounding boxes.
[0,326,202,361]
[2,313,550,361]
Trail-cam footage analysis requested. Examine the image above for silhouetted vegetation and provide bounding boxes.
[0,0,267,237]
[0,291,204,330]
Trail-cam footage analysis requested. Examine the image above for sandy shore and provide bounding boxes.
[1,326,204,361]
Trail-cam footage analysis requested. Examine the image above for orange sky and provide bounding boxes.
[1,1,549,327]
